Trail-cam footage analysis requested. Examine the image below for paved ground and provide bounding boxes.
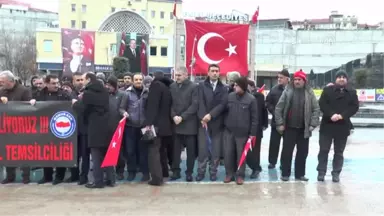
[1,128,384,216]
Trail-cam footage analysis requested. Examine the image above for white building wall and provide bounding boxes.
[255,29,384,74]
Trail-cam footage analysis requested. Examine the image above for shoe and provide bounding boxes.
[224,176,235,183]
[141,174,150,182]
[148,179,163,186]
[104,180,116,187]
[250,171,260,179]
[78,178,88,185]
[116,173,124,181]
[52,178,63,185]
[127,172,136,181]
[64,176,79,183]
[281,176,290,181]
[195,174,205,182]
[1,178,15,184]
[236,177,244,185]
[295,176,309,181]
[37,178,52,184]
[317,173,325,182]
[332,174,340,183]
[170,172,181,181]
[85,183,104,189]
[268,164,275,169]
[23,178,30,184]
[186,175,193,182]
[210,175,217,182]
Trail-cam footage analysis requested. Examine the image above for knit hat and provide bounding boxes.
[235,76,248,92]
[335,70,348,79]
[279,69,290,78]
[293,69,307,82]
[106,76,118,89]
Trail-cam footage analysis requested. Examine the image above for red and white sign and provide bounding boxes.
[357,89,375,102]
[185,20,249,76]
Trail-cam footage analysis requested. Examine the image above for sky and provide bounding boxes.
[19,0,382,24]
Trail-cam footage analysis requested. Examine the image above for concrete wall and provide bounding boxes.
[255,29,384,74]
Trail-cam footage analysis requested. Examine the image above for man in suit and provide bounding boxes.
[124,39,141,73]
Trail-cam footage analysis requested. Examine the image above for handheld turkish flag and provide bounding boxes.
[237,136,256,171]
[140,39,148,75]
[185,20,249,76]
[119,32,126,56]
[172,0,177,18]
[101,117,126,168]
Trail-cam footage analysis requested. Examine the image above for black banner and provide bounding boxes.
[0,101,77,167]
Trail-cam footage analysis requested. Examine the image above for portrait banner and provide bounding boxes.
[357,89,376,102]
[121,32,149,75]
[61,28,95,78]
[0,101,77,167]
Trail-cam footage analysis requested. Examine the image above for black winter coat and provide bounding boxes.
[251,91,269,138]
[143,77,173,136]
[72,81,110,148]
[319,85,359,137]
[265,84,285,127]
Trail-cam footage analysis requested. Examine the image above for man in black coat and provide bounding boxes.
[265,69,290,169]
[66,72,90,185]
[247,80,269,179]
[143,71,173,186]
[169,66,198,182]
[72,72,114,188]
[0,70,32,184]
[196,64,227,182]
[223,77,258,185]
[317,70,359,183]
[31,74,72,185]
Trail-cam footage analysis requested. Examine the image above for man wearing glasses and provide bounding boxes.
[265,69,290,170]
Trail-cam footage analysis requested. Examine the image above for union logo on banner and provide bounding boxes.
[376,89,384,102]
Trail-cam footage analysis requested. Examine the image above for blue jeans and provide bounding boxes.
[124,127,149,174]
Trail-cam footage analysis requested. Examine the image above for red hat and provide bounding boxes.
[294,69,307,82]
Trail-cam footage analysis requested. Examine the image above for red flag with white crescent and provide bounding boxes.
[101,117,126,168]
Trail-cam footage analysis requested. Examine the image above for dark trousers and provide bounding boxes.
[172,134,197,175]
[223,129,248,178]
[246,136,262,172]
[70,135,90,180]
[43,167,66,181]
[124,127,149,175]
[197,127,222,176]
[116,138,128,175]
[148,137,163,183]
[162,135,174,168]
[268,127,282,165]
[317,133,348,175]
[5,167,30,181]
[90,147,115,185]
[281,127,309,178]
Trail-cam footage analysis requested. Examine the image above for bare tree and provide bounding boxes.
[0,28,37,84]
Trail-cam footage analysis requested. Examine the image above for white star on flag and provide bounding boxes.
[225,43,237,57]
[112,142,117,148]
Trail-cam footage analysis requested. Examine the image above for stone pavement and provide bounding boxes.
[0,128,384,215]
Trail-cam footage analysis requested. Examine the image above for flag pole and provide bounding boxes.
[173,17,177,80]
[254,15,260,83]
[190,36,197,82]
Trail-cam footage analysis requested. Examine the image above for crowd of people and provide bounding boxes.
[0,64,359,188]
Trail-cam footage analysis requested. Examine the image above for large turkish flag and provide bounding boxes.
[185,20,250,76]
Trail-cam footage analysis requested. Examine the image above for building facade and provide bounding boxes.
[0,0,58,33]
[255,29,384,88]
[55,0,180,73]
